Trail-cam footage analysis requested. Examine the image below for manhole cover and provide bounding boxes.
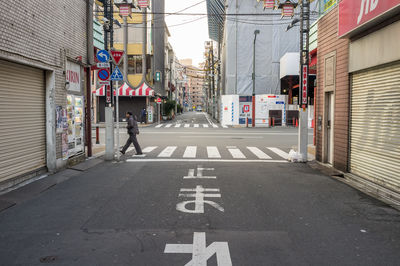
[39,256,57,263]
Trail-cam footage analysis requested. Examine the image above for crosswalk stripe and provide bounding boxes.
[228,147,246,159]
[184,124,190,128]
[247,147,272,159]
[158,146,177,157]
[207,146,221,158]
[174,124,181,128]
[183,146,197,158]
[203,124,209,128]
[165,124,172,128]
[142,146,158,153]
[194,124,199,128]
[155,124,163,128]
[267,147,289,160]
[212,124,218,128]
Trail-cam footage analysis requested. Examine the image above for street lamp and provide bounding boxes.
[252,29,260,128]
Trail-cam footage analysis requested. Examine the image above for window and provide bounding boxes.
[128,55,143,74]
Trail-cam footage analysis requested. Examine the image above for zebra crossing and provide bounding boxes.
[154,123,228,129]
[127,145,290,162]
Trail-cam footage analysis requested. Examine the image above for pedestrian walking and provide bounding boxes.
[140,108,147,124]
[120,112,142,155]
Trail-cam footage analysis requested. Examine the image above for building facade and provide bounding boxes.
[315,0,400,203]
[0,0,93,189]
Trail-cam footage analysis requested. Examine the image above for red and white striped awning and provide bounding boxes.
[94,83,155,97]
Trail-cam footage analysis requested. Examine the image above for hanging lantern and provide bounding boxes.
[263,0,275,9]
[137,0,149,9]
[278,0,297,18]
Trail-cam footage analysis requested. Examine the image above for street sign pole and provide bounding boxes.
[116,80,120,161]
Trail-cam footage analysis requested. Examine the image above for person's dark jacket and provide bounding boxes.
[127,116,139,135]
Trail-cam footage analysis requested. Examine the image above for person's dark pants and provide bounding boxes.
[121,133,142,154]
[141,116,146,124]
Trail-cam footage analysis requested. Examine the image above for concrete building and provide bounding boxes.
[0,0,94,189]
[180,59,206,110]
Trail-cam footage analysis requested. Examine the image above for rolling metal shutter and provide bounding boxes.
[0,60,46,183]
[350,61,400,193]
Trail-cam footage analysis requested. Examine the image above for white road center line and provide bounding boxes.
[142,146,158,153]
[247,147,272,159]
[174,124,181,128]
[155,124,163,128]
[183,146,197,158]
[267,147,289,160]
[207,146,221,158]
[203,124,209,128]
[157,146,177,157]
[228,148,246,159]
[165,124,173,128]
[184,124,190,128]
[194,124,199,128]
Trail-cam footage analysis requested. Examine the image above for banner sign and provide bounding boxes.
[339,0,400,37]
[301,65,308,106]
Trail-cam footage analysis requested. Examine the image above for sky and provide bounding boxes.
[165,0,209,67]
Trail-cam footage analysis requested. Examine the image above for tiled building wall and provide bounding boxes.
[316,6,350,172]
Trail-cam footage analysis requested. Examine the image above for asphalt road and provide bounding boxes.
[0,112,399,265]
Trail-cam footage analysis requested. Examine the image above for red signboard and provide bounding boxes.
[106,85,111,103]
[301,65,308,105]
[111,50,124,65]
[339,0,400,37]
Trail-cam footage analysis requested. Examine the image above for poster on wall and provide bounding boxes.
[62,133,68,160]
[147,105,154,123]
[66,94,84,157]
[66,61,81,92]
[239,96,252,125]
[56,106,68,133]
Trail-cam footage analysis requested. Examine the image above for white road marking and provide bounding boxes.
[207,146,221,158]
[157,146,177,157]
[142,146,158,153]
[203,124,209,128]
[174,124,181,128]
[127,159,288,163]
[165,124,172,128]
[177,185,224,213]
[194,124,199,128]
[222,125,228,128]
[267,147,289,160]
[228,147,246,159]
[247,147,272,159]
[183,146,197,158]
[184,166,216,179]
[212,124,219,128]
[155,124,163,128]
[184,124,190,128]
[164,232,232,266]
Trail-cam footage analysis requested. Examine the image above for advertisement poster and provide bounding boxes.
[147,105,154,123]
[239,96,252,125]
[62,133,68,160]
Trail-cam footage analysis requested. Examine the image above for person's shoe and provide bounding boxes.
[120,150,125,155]
[136,152,143,155]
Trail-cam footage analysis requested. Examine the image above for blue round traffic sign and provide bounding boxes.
[98,69,110,81]
[96,49,110,63]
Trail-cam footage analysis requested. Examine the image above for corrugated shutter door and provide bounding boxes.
[350,61,400,193]
[0,60,46,183]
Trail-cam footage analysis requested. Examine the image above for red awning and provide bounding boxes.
[310,48,317,68]
[94,83,155,97]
